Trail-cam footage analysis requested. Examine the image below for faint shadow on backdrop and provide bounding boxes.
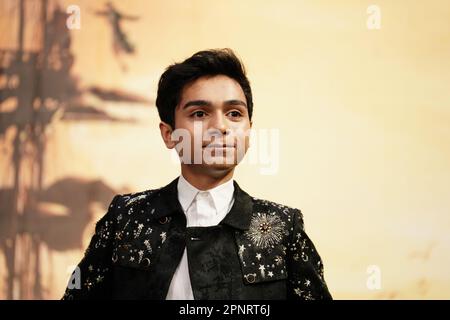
[0,0,148,299]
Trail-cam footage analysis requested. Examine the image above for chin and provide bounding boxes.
[202,160,237,172]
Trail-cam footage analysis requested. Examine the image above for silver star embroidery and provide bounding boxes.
[268,271,274,278]
[305,279,311,287]
[137,250,144,263]
[259,264,266,278]
[134,223,144,238]
[294,287,303,297]
[304,292,314,300]
[238,245,246,259]
[256,253,262,260]
[143,239,152,252]
[160,232,167,243]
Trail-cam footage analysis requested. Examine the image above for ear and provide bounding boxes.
[159,121,176,149]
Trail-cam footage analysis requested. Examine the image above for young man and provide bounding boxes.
[62,49,332,300]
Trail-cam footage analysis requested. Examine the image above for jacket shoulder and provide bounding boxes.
[251,197,302,219]
[116,187,161,208]
[105,188,162,222]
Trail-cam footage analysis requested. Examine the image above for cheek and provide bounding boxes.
[179,125,207,149]
[230,130,251,154]
[230,121,251,138]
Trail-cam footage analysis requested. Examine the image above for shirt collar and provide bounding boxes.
[152,176,253,230]
[177,174,235,213]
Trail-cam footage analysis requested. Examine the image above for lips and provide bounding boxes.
[202,142,236,148]
[203,144,235,148]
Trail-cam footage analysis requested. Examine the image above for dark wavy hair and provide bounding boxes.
[156,48,253,128]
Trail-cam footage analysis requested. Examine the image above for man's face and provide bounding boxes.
[163,75,252,173]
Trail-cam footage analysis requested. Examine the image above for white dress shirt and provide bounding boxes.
[165,174,235,300]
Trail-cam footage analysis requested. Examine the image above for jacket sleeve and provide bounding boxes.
[62,195,121,300]
[286,208,332,300]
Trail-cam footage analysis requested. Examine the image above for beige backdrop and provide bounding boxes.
[0,0,449,299]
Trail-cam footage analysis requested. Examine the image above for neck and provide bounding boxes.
[180,165,235,190]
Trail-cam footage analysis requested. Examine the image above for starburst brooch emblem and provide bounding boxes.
[246,212,285,249]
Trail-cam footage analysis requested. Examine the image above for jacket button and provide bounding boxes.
[158,216,170,224]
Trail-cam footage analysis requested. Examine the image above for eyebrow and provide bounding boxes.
[182,99,247,110]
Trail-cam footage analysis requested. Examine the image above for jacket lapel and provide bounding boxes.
[220,181,253,231]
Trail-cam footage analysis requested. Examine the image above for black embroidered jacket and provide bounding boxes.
[62,177,332,300]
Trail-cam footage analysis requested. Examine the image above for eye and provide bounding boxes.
[191,110,207,118]
[228,110,242,118]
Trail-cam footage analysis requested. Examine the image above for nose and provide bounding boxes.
[210,112,229,135]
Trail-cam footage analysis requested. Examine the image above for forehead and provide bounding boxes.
[179,75,246,103]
